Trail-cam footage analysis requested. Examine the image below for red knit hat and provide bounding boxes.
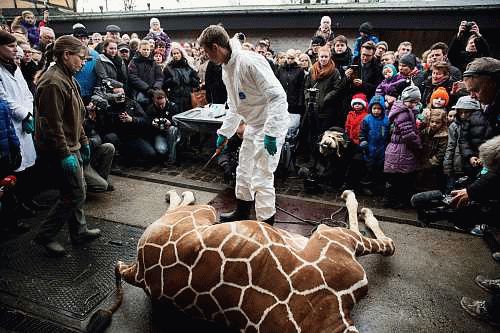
[351,93,368,109]
[430,87,449,107]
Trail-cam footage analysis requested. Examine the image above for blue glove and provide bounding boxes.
[216,134,227,148]
[80,144,91,164]
[22,114,35,134]
[61,155,78,174]
[264,135,277,156]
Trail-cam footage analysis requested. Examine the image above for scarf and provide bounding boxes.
[310,60,335,81]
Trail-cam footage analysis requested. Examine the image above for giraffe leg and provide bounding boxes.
[359,208,395,256]
[116,260,143,288]
[166,190,182,211]
[341,190,359,233]
[179,191,195,207]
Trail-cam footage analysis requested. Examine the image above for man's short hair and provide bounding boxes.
[361,41,376,52]
[138,40,150,48]
[398,41,412,50]
[153,89,167,98]
[432,61,450,76]
[429,42,448,55]
[40,26,55,37]
[197,24,230,50]
[333,35,347,45]
[463,57,500,78]
[256,40,269,50]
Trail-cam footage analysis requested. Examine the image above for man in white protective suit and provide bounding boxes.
[198,25,289,225]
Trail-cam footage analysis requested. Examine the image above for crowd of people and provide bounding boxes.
[0,11,499,327]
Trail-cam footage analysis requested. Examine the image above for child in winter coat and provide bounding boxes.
[19,10,48,48]
[375,64,405,107]
[359,95,390,193]
[343,93,369,189]
[417,86,450,129]
[383,84,422,208]
[417,108,448,191]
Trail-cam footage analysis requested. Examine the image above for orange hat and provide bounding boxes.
[430,87,449,107]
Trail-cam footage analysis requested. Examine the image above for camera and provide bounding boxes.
[465,21,474,31]
[236,32,245,42]
[157,118,169,130]
[306,87,319,98]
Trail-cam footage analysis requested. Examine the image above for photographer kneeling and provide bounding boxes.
[96,79,156,165]
[412,135,500,235]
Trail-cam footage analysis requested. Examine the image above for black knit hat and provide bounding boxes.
[0,31,17,45]
[400,53,417,69]
[311,35,326,46]
[359,22,373,34]
[73,23,89,38]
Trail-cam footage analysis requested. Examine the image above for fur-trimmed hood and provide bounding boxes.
[479,135,500,173]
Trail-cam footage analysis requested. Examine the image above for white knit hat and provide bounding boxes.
[150,17,160,28]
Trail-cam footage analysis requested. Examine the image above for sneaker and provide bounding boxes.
[71,228,101,245]
[475,275,500,293]
[470,224,487,237]
[493,252,500,262]
[460,296,500,327]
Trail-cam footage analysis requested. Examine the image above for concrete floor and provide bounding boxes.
[80,175,499,333]
[3,174,499,332]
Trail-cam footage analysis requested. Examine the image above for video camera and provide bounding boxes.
[411,176,472,224]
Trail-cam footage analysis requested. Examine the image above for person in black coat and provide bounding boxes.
[128,40,164,106]
[162,43,200,112]
[331,35,352,77]
[99,82,156,164]
[448,21,490,73]
[204,60,227,104]
[276,50,305,116]
[345,41,383,100]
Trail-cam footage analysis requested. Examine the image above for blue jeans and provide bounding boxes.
[153,126,181,162]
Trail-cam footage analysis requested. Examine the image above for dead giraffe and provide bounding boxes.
[89,190,395,333]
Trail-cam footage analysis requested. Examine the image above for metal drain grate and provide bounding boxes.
[0,217,143,320]
[0,305,77,332]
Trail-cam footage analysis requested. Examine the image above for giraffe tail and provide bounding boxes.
[85,264,124,333]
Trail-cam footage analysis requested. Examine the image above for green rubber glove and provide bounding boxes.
[216,134,227,149]
[264,135,277,156]
[61,155,78,174]
[22,114,35,134]
[80,144,91,164]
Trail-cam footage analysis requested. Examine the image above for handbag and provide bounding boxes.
[191,89,207,108]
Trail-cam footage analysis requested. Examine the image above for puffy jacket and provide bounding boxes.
[459,110,493,160]
[217,38,289,139]
[384,101,421,173]
[375,74,406,97]
[360,95,389,164]
[0,99,20,161]
[20,20,40,48]
[105,99,149,140]
[128,54,163,95]
[421,76,454,107]
[163,58,200,112]
[352,35,379,61]
[276,62,305,114]
[443,121,465,175]
[144,30,172,56]
[345,109,368,145]
[75,48,99,98]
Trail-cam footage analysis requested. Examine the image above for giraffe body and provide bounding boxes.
[117,190,395,333]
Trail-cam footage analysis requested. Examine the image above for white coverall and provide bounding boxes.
[217,38,289,221]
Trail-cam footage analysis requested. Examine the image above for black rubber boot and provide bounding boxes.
[262,215,275,226]
[219,199,253,222]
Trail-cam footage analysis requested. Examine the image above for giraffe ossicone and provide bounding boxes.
[104,190,395,333]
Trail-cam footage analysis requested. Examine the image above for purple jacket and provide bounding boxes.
[375,74,406,97]
[384,101,422,174]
